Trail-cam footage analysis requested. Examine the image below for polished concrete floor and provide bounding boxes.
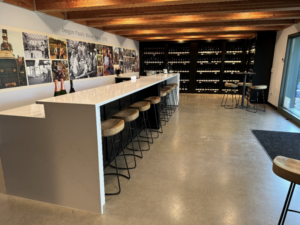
[0,94,300,224]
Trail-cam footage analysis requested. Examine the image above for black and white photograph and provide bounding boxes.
[0,28,27,89]
[49,37,67,59]
[25,60,52,85]
[67,39,98,80]
[51,60,69,81]
[22,32,49,59]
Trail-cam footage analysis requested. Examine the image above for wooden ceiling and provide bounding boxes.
[3,0,300,41]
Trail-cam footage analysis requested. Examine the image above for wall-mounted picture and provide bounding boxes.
[97,55,103,66]
[119,48,124,59]
[25,60,52,85]
[125,49,131,57]
[119,61,124,74]
[67,40,98,79]
[97,66,104,76]
[51,60,69,81]
[134,56,139,72]
[103,45,114,75]
[132,65,135,72]
[0,28,27,89]
[96,44,103,55]
[124,57,131,73]
[113,47,119,65]
[22,32,49,59]
[132,50,136,57]
[48,37,67,59]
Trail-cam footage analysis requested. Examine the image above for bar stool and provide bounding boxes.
[144,96,162,138]
[168,83,179,108]
[112,108,142,170]
[129,101,154,149]
[165,85,176,113]
[221,83,238,109]
[163,86,175,115]
[102,118,130,195]
[273,156,300,225]
[246,85,267,113]
[237,82,252,106]
[160,88,170,125]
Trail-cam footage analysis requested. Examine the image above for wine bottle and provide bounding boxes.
[54,79,60,97]
[60,78,67,95]
[70,80,75,93]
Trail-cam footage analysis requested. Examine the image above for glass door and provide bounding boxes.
[280,33,300,117]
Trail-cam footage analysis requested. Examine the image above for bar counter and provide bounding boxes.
[0,73,179,214]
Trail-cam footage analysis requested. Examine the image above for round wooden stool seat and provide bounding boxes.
[161,87,172,93]
[225,83,238,88]
[273,156,300,185]
[102,119,124,137]
[129,101,150,112]
[165,85,175,90]
[168,83,178,88]
[144,96,161,104]
[113,108,139,122]
[250,85,267,90]
[160,89,167,97]
[237,82,252,87]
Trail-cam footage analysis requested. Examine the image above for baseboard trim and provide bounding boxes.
[267,102,278,110]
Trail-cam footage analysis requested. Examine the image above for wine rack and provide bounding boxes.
[142,45,165,74]
[140,38,257,94]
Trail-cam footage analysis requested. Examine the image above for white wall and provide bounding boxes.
[0,2,139,111]
[268,23,300,107]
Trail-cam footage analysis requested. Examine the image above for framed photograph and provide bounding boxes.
[25,60,52,85]
[96,44,103,55]
[22,32,49,59]
[132,50,136,57]
[97,66,104,76]
[51,60,69,81]
[113,47,119,65]
[103,45,114,75]
[97,55,103,66]
[67,40,98,80]
[48,37,67,59]
[119,48,124,59]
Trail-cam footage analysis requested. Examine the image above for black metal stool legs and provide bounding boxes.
[152,104,163,138]
[278,182,296,225]
[105,133,130,195]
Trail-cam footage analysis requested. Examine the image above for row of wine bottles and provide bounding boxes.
[54,79,75,97]
[180,74,189,82]
[224,56,242,63]
[179,83,189,91]
[196,65,221,73]
[144,56,164,64]
[197,56,222,63]
[168,56,190,64]
[144,65,164,72]
[198,45,222,54]
[196,74,220,82]
[144,47,164,55]
[226,45,243,53]
[224,66,241,73]
[195,84,219,92]
[169,46,190,54]
[222,75,242,82]
[171,65,190,73]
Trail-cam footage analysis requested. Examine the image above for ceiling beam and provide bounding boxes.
[3,0,35,10]
[67,0,300,21]
[87,11,300,28]
[35,0,245,12]
[136,34,256,41]
[115,26,283,36]
[94,19,295,32]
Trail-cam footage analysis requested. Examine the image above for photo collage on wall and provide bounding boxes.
[0,27,139,89]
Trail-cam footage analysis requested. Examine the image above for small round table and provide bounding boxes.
[235,72,256,108]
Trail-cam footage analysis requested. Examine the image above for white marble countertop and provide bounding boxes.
[36,73,179,107]
[0,104,45,118]
[0,73,179,118]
